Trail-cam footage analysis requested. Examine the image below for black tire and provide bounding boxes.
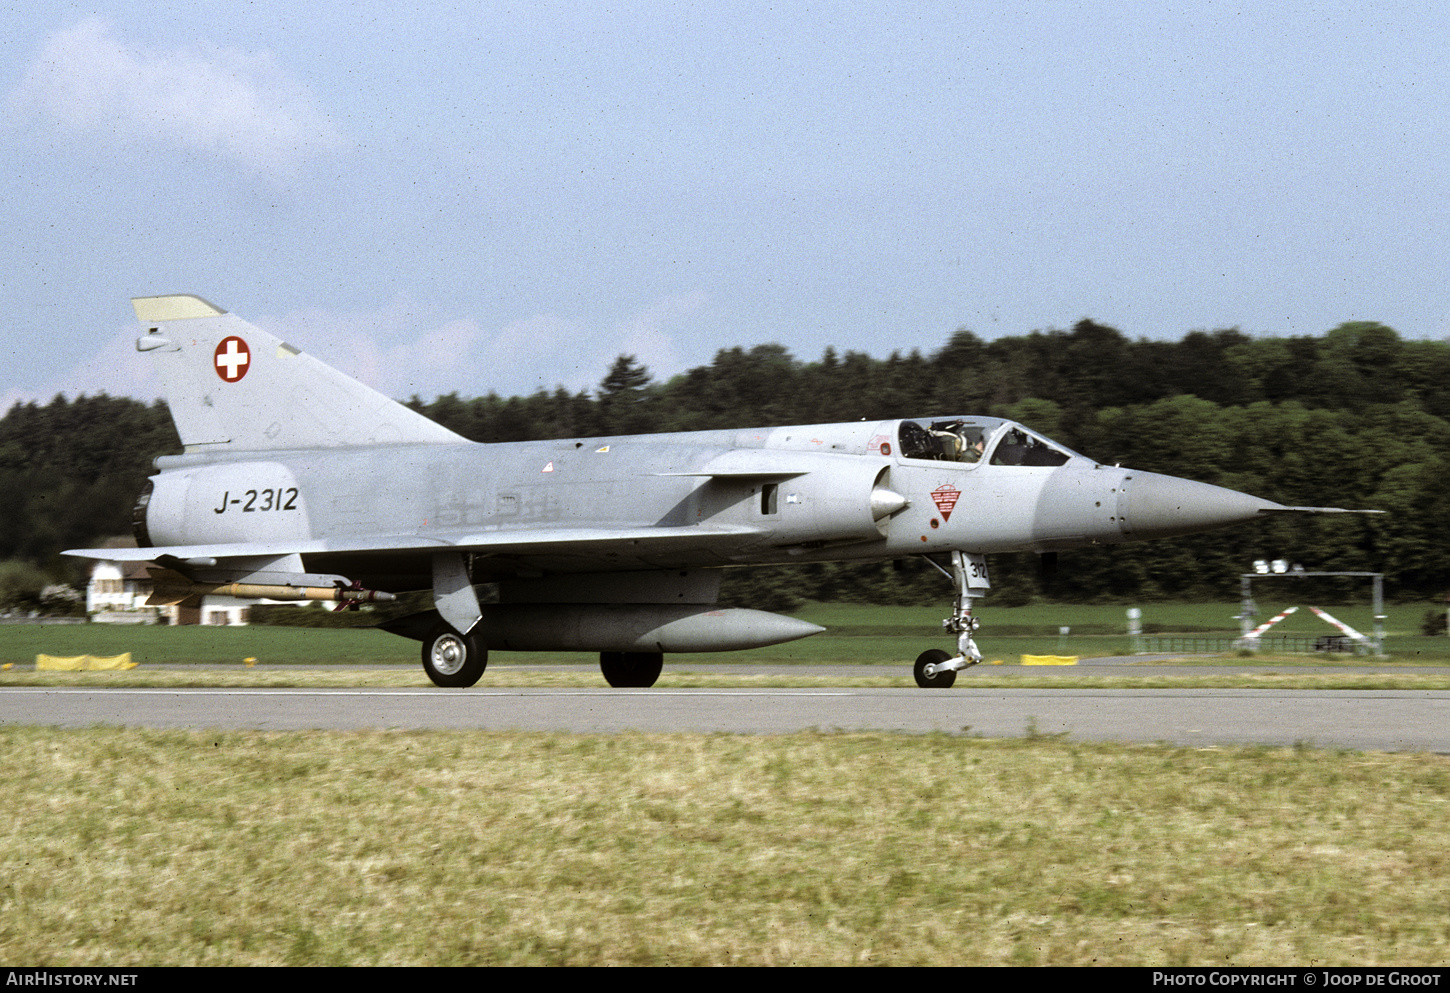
[914,648,957,689]
[600,650,664,688]
[421,622,487,687]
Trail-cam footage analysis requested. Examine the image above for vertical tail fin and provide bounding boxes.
[132,294,464,453]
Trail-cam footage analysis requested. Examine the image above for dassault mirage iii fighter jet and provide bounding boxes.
[66,295,1369,688]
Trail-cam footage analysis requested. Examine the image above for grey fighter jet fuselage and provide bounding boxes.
[67,295,1371,689]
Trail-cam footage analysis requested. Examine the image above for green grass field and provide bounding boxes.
[4,602,1449,965]
[4,600,1447,672]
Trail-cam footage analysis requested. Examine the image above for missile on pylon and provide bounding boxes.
[145,567,396,608]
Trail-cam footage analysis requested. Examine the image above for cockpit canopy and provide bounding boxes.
[896,417,1075,467]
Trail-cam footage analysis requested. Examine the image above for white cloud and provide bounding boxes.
[5,293,713,417]
[7,18,345,178]
[609,291,709,383]
[260,294,712,402]
[0,323,164,414]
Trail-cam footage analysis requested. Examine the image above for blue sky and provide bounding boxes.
[3,2,1448,410]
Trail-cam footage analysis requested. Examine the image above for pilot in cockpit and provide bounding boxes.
[898,419,990,463]
[929,420,985,463]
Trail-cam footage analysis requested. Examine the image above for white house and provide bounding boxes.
[86,537,253,625]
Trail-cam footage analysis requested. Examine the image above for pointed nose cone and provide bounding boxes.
[870,485,909,521]
[1123,471,1281,540]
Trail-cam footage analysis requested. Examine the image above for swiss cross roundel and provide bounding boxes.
[214,336,251,382]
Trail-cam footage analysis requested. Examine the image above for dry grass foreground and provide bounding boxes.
[2,727,1447,966]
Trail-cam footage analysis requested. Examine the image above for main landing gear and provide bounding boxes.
[417,626,664,688]
[422,621,488,688]
[915,550,988,689]
[600,651,664,688]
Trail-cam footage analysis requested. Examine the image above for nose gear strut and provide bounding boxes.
[916,550,989,688]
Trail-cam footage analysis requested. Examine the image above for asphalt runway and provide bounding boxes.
[4,679,1448,752]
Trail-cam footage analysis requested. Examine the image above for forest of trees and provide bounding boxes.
[4,318,1448,610]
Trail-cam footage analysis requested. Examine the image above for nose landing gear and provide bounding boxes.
[915,550,988,688]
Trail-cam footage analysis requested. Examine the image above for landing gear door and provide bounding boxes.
[960,552,991,593]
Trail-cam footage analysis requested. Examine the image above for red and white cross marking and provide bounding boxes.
[214,336,251,382]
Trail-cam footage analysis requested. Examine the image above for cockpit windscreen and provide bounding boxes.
[896,417,1073,467]
[897,418,988,463]
[987,427,1071,467]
